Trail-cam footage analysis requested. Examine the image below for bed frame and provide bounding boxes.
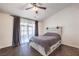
[29,26,62,56]
[29,40,61,56]
[45,26,62,35]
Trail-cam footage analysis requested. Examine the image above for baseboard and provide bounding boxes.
[62,43,79,49]
[0,45,13,50]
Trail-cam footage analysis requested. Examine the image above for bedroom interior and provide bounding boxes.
[0,3,79,56]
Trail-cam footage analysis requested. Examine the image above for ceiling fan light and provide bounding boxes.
[32,6,38,11]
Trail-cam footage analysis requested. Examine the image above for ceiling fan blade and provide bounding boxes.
[37,6,46,10]
[25,7,33,10]
[31,3,36,6]
[31,3,46,10]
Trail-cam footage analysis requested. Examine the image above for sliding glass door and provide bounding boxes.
[20,18,35,44]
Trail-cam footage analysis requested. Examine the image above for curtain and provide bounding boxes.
[12,16,20,47]
[35,21,38,36]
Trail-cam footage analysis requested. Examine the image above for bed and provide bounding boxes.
[29,27,62,56]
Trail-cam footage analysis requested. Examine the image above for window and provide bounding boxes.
[20,18,35,44]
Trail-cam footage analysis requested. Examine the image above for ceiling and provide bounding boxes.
[0,3,72,21]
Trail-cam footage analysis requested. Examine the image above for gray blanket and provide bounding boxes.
[30,33,61,54]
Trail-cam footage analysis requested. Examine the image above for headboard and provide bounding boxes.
[46,26,62,35]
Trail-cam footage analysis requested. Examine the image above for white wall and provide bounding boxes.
[38,21,44,35]
[43,4,79,48]
[0,13,13,49]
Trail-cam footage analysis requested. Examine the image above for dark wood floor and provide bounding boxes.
[0,43,79,56]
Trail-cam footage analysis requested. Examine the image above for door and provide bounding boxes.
[20,19,35,44]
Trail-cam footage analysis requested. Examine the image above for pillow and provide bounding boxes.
[43,32,59,36]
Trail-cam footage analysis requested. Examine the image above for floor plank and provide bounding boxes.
[0,43,79,56]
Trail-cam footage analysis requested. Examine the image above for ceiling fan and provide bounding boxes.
[25,3,46,14]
